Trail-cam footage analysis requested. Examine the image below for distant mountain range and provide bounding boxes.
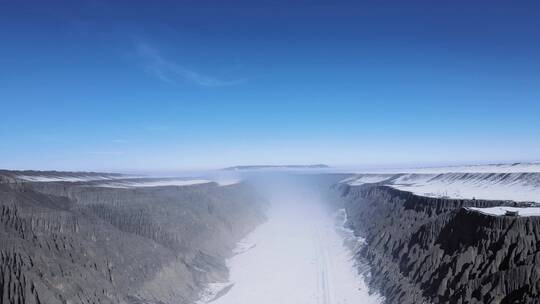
[222,164,330,171]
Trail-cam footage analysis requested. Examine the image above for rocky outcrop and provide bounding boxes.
[0,176,266,304]
[339,184,540,304]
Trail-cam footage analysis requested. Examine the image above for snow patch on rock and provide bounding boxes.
[468,206,540,217]
[95,179,213,188]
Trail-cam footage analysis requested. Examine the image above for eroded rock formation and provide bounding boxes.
[340,184,540,304]
[0,175,266,304]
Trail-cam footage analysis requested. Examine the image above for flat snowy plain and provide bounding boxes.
[200,197,382,304]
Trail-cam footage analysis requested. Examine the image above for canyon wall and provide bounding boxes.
[339,184,540,304]
[0,178,266,304]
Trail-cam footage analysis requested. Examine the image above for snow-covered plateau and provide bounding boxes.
[93,178,214,188]
[344,164,540,203]
[343,162,540,219]
[10,172,240,188]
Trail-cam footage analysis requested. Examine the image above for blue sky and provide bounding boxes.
[1,1,539,171]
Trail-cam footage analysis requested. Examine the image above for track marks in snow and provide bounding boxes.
[204,199,382,304]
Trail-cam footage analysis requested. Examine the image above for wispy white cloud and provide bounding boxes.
[135,42,246,87]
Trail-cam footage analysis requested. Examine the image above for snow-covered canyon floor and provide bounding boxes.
[200,197,382,304]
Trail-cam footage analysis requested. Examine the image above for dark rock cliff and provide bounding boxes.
[339,184,540,304]
[0,179,266,304]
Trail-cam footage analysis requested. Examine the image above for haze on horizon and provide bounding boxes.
[1,1,539,172]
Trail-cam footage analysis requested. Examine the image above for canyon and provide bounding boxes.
[1,166,540,303]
